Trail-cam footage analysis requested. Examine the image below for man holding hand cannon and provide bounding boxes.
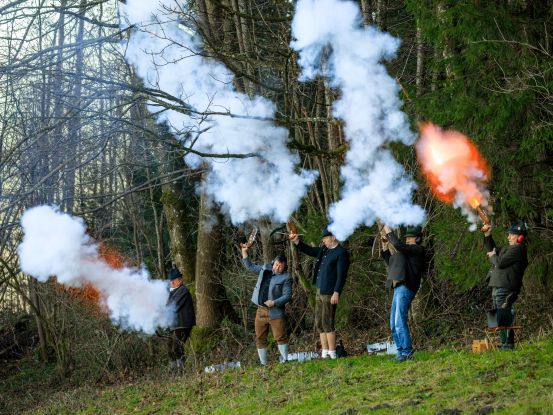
[482,220,528,349]
[290,227,349,359]
[381,224,425,362]
[241,243,292,365]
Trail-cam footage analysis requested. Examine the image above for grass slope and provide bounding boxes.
[25,340,553,415]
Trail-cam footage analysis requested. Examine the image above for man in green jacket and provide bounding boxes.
[482,220,528,349]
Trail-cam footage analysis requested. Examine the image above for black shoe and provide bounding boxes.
[393,354,414,362]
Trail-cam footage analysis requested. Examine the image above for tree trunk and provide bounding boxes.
[416,25,425,97]
[376,0,387,31]
[160,152,197,284]
[436,3,454,81]
[360,0,372,26]
[62,0,87,214]
[195,177,236,328]
[324,81,340,203]
[29,278,48,362]
[259,218,277,263]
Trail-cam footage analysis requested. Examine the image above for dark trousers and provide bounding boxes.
[168,327,192,361]
[314,289,337,333]
[492,287,516,347]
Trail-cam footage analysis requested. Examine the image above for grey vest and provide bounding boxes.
[243,258,293,320]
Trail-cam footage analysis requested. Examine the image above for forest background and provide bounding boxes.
[0,0,552,412]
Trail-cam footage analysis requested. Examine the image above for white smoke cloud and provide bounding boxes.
[120,1,316,224]
[18,206,173,333]
[291,0,425,240]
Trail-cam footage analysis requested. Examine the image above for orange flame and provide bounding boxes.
[98,244,126,269]
[65,283,105,314]
[57,243,128,315]
[416,122,490,210]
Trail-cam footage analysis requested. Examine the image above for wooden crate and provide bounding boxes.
[472,339,491,353]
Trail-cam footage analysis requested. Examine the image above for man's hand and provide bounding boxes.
[289,231,300,245]
[330,292,339,305]
[240,243,249,258]
[264,300,274,308]
[481,223,492,236]
[383,224,392,234]
[486,248,496,258]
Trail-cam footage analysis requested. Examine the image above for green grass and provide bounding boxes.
[17,340,553,414]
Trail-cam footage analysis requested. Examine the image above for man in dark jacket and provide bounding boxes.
[381,224,425,362]
[482,220,528,349]
[241,244,292,365]
[290,227,349,359]
[166,266,195,371]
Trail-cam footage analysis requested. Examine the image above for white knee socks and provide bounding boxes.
[257,348,268,365]
[278,343,289,363]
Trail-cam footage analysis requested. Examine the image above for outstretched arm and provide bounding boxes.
[385,229,420,257]
[296,241,322,258]
[290,230,321,258]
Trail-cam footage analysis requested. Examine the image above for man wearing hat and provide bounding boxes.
[381,224,425,362]
[166,266,195,371]
[482,220,528,349]
[241,244,292,365]
[290,227,350,359]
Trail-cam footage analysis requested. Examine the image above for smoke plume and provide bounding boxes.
[291,0,425,240]
[18,206,173,333]
[120,1,316,224]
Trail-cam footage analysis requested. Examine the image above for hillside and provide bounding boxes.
[19,339,553,415]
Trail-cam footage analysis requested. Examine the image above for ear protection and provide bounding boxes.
[509,220,528,244]
[416,236,422,245]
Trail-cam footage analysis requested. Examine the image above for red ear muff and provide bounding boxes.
[517,234,524,243]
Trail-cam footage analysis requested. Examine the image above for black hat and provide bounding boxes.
[321,227,333,238]
[168,266,183,281]
[404,225,422,238]
[508,221,528,236]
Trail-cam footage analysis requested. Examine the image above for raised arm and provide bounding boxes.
[296,240,322,258]
[241,243,263,274]
[289,230,321,258]
[381,248,391,265]
[386,231,421,257]
[484,235,497,254]
[482,224,497,253]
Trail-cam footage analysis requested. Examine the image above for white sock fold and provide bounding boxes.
[321,349,329,358]
[328,350,337,359]
[257,348,268,365]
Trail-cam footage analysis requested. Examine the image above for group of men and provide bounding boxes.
[239,223,425,364]
[164,218,529,368]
